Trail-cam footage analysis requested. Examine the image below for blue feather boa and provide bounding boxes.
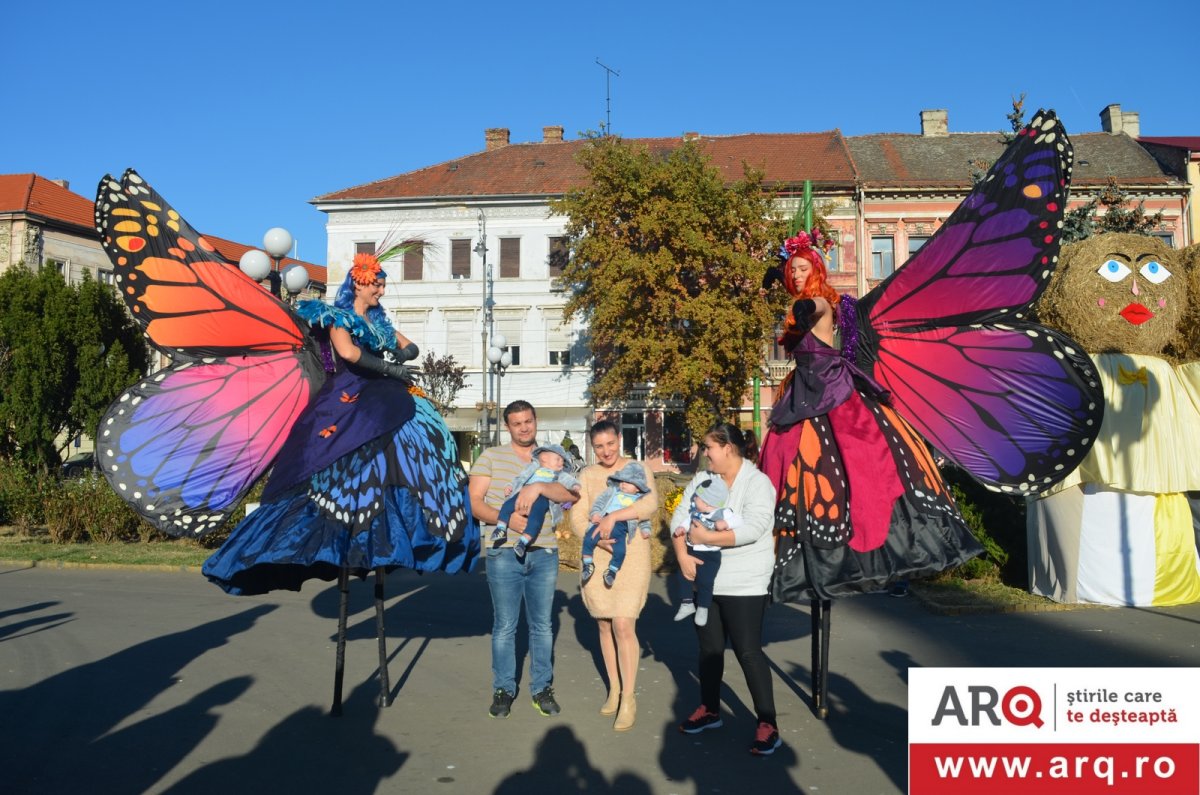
[297,301,394,353]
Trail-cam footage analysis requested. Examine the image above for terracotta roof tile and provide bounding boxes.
[1139,136,1200,150]
[204,234,327,284]
[316,132,858,202]
[0,173,95,229]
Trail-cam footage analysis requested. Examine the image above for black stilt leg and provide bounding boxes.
[817,598,831,720]
[331,566,350,717]
[810,597,832,719]
[374,566,391,708]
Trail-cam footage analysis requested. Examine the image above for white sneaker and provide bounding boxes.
[694,607,709,627]
[674,602,696,621]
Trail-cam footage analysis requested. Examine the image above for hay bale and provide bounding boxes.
[1175,244,1200,362]
[1037,233,1185,356]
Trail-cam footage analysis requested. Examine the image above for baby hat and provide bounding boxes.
[693,477,729,509]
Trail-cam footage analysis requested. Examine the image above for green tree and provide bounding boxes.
[971,93,1027,184]
[552,135,787,435]
[0,265,148,473]
[418,350,468,415]
[1062,177,1165,243]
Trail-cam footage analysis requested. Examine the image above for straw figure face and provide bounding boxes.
[1037,233,1186,356]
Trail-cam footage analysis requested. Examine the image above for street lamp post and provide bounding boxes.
[238,227,307,304]
[473,211,495,450]
[487,334,512,446]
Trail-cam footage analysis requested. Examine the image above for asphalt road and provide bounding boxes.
[1,564,1198,794]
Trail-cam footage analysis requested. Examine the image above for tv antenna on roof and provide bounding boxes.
[595,58,620,136]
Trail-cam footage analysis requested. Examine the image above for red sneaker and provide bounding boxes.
[750,721,782,755]
[679,705,723,734]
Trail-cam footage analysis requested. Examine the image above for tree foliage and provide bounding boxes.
[552,135,787,435]
[418,350,468,415]
[1062,177,1166,243]
[0,265,149,473]
[971,93,1027,184]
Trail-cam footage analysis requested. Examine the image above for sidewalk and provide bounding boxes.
[2,564,1198,794]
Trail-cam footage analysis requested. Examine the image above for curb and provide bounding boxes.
[0,558,204,574]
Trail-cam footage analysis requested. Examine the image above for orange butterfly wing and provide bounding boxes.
[95,169,304,358]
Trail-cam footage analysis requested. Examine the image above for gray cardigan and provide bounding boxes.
[670,462,777,597]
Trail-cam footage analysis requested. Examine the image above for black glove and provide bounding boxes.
[354,350,414,383]
[791,298,817,327]
[762,266,785,291]
[395,342,420,363]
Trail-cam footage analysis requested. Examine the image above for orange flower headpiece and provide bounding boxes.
[350,252,383,286]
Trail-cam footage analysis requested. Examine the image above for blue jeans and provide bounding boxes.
[581,523,629,571]
[498,494,551,544]
[486,545,558,695]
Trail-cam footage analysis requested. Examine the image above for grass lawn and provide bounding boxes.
[0,533,209,568]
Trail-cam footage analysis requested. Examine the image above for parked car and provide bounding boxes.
[60,451,97,478]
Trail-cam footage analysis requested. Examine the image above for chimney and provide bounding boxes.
[920,109,949,137]
[485,127,510,151]
[1100,104,1139,137]
[49,178,70,190]
[542,125,564,143]
[683,131,700,141]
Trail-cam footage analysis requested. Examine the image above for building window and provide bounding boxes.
[446,311,476,364]
[495,309,524,366]
[451,239,471,279]
[396,310,427,350]
[548,236,569,278]
[98,269,115,286]
[500,237,520,278]
[871,236,895,279]
[547,320,572,367]
[663,411,693,464]
[906,236,930,263]
[402,241,423,281]
[1152,232,1175,248]
[621,411,645,460]
[355,241,375,256]
[46,258,69,279]
[825,243,840,272]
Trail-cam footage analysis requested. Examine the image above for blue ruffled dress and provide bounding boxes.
[202,302,479,595]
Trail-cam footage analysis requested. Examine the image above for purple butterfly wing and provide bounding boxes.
[872,325,1100,493]
[853,110,1104,492]
[97,350,322,538]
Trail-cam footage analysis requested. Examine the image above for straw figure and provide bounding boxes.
[1029,233,1200,605]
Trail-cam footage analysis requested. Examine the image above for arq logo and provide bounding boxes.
[931,685,1043,728]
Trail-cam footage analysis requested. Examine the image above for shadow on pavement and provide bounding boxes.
[162,679,406,794]
[0,603,275,793]
[493,725,653,795]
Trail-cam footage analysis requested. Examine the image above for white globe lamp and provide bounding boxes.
[239,249,272,281]
[282,264,309,294]
[263,227,293,258]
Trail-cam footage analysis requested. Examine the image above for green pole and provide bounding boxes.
[803,179,813,231]
[753,374,761,441]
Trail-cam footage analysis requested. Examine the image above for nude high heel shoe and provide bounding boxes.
[614,693,636,731]
[600,689,620,716]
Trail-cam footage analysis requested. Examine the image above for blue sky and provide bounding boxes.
[8,0,1197,264]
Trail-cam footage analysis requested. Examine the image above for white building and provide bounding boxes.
[313,126,860,466]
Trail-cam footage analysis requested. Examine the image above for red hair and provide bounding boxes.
[784,252,839,309]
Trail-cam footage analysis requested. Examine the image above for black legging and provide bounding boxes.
[696,593,776,725]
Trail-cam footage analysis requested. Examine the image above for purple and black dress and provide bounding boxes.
[203,303,479,595]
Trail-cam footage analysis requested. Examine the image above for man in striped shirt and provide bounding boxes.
[469,400,579,719]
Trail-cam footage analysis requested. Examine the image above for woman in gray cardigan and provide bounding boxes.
[670,422,782,756]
